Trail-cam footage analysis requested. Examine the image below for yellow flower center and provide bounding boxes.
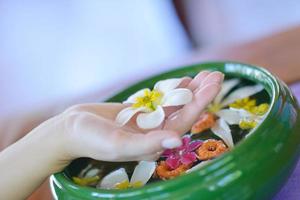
[250,103,269,116]
[115,180,143,189]
[239,119,258,130]
[229,97,257,112]
[72,176,100,186]
[230,98,269,130]
[132,90,162,111]
[230,98,269,116]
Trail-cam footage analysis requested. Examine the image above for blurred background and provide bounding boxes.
[0,0,300,116]
[1,1,300,200]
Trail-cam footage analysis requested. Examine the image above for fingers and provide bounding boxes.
[163,73,223,134]
[178,76,192,88]
[113,130,182,161]
[187,71,210,91]
[196,71,224,92]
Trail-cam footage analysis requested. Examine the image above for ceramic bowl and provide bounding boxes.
[50,62,300,200]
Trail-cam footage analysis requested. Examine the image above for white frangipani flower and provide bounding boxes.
[116,78,193,129]
[209,79,264,113]
[98,161,156,189]
[194,79,264,149]
[217,107,269,137]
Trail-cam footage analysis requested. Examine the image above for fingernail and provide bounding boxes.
[161,138,182,149]
[212,72,224,83]
[220,73,225,80]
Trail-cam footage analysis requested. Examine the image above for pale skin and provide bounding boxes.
[0,71,224,200]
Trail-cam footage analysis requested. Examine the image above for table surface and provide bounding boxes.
[27,26,300,200]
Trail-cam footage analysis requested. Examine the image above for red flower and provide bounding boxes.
[162,135,202,169]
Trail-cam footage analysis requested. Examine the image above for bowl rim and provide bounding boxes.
[51,61,279,196]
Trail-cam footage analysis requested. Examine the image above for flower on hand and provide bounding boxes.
[116,78,193,129]
[161,135,202,170]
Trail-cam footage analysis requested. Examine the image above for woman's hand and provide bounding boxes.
[61,71,224,162]
[0,71,223,200]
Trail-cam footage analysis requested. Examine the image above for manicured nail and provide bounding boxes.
[212,72,224,83]
[162,138,182,149]
[220,73,225,80]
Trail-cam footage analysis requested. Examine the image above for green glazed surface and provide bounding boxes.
[50,62,300,200]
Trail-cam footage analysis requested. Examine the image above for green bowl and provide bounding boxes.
[50,62,300,200]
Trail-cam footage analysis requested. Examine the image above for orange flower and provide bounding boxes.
[191,112,216,134]
[156,161,190,180]
[197,139,228,160]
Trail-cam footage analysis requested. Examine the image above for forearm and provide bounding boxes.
[0,116,70,200]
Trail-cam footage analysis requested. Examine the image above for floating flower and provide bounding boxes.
[191,79,264,148]
[72,164,101,186]
[98,161,156,189]
[191,112,216,134]
[208,79,264,113]
[218,102,269,132]
[156,161,190,180]
[161,135,202,170]
[196,139,228,160]
[116,78,193,129]
[229,97,257,112]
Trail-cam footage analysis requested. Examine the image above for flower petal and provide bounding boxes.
[230,108,253,119]
[216,109,242,125]
[181,135,191,148]
[214,79,240,105]
[161,88,193,107]
[116,107,146,126]
[161,149,174,157]
[98,168,129,189]
[123,88,151,104]
[166,155,181,169]
[154,78,183,93]
[78,164,92,177]
[136,106,165,129]
[85,168,100,178]
[211,119,234,148]
[186,160,211,173]
[180,152,197,165]
[187,140,202,152]
[130,161,156,186]
[221,84,264,107]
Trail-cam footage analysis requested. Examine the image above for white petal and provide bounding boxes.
[211,119,234,148]
[154,78,183,93]
[98,168,129,189]
[230,108,253,119]
[161,88,193,107]
[221,84,264,107]
[130,161,156,185]
[214,79,240,105]
[123,88,150,104]
[78,164,92,177]
[85,168,100,178]
[216,109,242,125]
[186,160,211,173]
[136,106,165,129]
[116,107,146,126]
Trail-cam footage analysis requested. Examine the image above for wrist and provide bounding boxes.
[26,115,72,173]
[0,115,71,199]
